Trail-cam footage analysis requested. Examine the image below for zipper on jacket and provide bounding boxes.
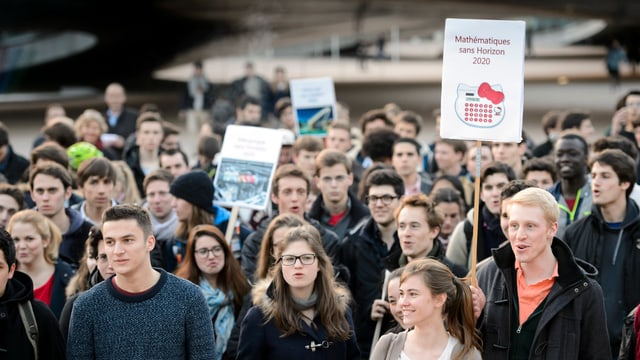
[516,324,522,334]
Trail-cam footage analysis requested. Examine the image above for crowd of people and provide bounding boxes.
[0,62,640,360]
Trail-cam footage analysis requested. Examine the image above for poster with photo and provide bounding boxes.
[290,77,337,136]
[213,125,282,210]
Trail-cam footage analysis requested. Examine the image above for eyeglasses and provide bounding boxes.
[365,194,398,205]
[195,246,224,258]
[278,253,317,266]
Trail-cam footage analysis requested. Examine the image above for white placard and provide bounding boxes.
[290,77,337,137]
[440,18,525,142]
[213,125,282,210]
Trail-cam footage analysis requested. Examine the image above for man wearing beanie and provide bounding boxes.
[163,170,251,272]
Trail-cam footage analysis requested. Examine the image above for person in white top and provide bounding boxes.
[370,258,481,360]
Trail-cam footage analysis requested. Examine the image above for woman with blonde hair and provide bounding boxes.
[7,209,74,319]
[370,258,481,360]
[112,160,142,205]
[74,108,118,159]
[175,224,251,360]
[237,225,360,359]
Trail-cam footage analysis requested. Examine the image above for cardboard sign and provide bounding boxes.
[290,77,337,136]
[213,125,281,210]
[440,18,525,142]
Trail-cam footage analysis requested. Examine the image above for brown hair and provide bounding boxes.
[293,136,323,156]
[267,225,351,340]
[175,205,213,240]
[175,225,250,312]
[271,164,309,196]
[314,149,352,175]
[394,193,443,231]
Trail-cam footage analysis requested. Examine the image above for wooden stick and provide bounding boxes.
[224,206,240,245]
[371,270,391,350]
[470,140,482,286]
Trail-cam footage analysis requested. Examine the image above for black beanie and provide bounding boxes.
[170,170,215,213]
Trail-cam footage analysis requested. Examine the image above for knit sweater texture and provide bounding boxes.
[67,268,215,359]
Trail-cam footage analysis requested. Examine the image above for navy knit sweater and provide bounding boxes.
[67,269,216,359]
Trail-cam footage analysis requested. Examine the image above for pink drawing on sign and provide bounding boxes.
[477,82,505,105]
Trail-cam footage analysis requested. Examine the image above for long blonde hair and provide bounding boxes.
[7,209,61,265]
[112,160,142,205]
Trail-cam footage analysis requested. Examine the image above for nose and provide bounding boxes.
[293,258,304,268]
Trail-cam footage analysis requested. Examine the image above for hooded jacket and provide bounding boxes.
[0,271,66,359]
[476,238,611,359]
[563,200,640,354]
[236,279,360,360]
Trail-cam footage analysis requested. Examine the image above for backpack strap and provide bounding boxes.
[18,301,38,360]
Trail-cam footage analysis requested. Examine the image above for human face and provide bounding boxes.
[81,176,114,209]
[500,198,511,237]
[96,240,115,279]
[172,197,193,222]
[481,173,509,216]
[394,121,417,139]
[279,146,293,166]
[239,104,262,125]
[271,226,293,256]
[387,277,404,327]
[465,146,492,177]
[11,221,49,267]
[280,106,296,130]
[194,235,225,280]
[294,150,319,180]
[0,195,20,229]
[80,121,102,144]
[626,94,640,123]
[137,121,163,152]
[145,180,174,220]
[316,164,352,205]
[399,274,445,328]
[161,134,180,151]
[392,142,420,177]
[434,143,461,173]
[554,138,587,180]
[363,118,388,136]
[280,240,319,298]
[508,204,556,264]
[397,206,439,261]
[326,128,351,153]
[434,202,462,238]
[0,250,16,298]
[525,171,555,190]
[579,119,595,144]
[591,162,629,207]
[103,219,154,277]
[160,153,189,178]
[491,142,524,169]
[105,84,126,112]
[272,177,308,217]
[368,185,400,227]
[31,174,71,218]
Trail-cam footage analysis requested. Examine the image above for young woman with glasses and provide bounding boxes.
[237,224,360,359]
[175,224,251,360]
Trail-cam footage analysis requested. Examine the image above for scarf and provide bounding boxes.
[199,277,234,360]
[292,291,318,312]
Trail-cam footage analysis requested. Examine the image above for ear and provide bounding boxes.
[64,186,73,201]
[434,292,447,309]
[347,173,354,186]
[547,222,558,241]
[621,181,631,193]
[7,263,15,279]
[314,175,321,188]
[518,143,527,156]
[428,225,440,241]
[270,192,279,205]
[146,234,156,252]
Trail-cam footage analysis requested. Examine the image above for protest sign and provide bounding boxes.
[290,77,337,136]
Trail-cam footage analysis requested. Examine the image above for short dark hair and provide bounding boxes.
[393,137,422,154]
[429,175,466,199]
[593,136,639,161]
[136,112,164,133]
[197,134,220,160]
[435,138,467,155]
[237,95,261,110]
[0,122,8,147]
[31,141,69,168]
[557,133,589,157]
[143,169,174,193]
[293,136,323,155]
[29,161,73,190]
[359,109,393,134]
[102,204,153,238]
[541,110,560,135]
[77,157,117,187]
[0,228,15,267]
[589,149,637,198]
[0,184,24,211]
[43,122,77,148]
[500,179,536,201]
[396,111,422,134]
[274,97,292,118]
[162,121,180,139]
[364,169,405,198]
[160,148,189,167]
[560,111,590,131]
[521,157,557,183]
[272,164,309,196]
[432,187,466,214]
[480,162,516,184]
[362,128,400,163]
[315,149,352,175]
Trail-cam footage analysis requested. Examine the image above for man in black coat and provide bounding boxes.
[103,82,139,158]
[0,121,29,185]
